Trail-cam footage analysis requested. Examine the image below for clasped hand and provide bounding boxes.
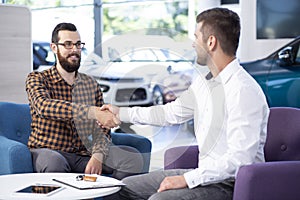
[95,104,120,129]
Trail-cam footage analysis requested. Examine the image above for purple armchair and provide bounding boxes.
[164,107,300,200]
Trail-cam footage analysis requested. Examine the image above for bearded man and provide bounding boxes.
[25,22,143,179]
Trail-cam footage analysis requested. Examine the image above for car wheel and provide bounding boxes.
[152,86,164,105]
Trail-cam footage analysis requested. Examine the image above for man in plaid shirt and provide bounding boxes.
[26,22,143,179]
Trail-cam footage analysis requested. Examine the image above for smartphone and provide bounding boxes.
[14,184,64,197]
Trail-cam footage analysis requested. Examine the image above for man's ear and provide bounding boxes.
[207,35,217,51]
[50,43,57,54]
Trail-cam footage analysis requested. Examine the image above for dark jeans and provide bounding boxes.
[104,169,234,200]
[30,145,144,180]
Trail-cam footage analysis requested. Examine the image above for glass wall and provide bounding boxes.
[257,0,300,39]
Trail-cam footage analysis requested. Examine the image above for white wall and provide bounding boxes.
[0,4,31,103]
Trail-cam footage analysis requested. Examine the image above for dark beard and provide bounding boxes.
[57,49,81,73]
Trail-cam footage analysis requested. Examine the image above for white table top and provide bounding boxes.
[0,173,120,200]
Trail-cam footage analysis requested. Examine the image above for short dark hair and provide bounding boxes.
[196,8,240,56]
[51,22,77,43]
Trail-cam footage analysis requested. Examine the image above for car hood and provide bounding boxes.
[241,57,274,77]
[80,62,170,80]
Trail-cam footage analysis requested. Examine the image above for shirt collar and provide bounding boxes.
[50,66,63,83]
[49,66,83,84]
[205,59,240,85]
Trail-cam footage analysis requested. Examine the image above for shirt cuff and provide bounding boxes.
[92,153,104,163]
[119,107,131,122]
[183,169,201,189]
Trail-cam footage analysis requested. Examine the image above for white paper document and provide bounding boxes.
[53,174,125,190]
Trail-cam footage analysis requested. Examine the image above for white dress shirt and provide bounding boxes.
[119,59,269,188]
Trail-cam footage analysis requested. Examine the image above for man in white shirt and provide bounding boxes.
[103,7,269,200]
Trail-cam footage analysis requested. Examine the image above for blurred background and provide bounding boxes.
[1,0,300,171]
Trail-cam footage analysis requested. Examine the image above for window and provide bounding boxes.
[257,0,300,39]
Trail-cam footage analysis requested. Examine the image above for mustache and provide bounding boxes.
[67,53,80,59]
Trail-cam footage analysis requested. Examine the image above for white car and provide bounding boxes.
[79,47,196,107]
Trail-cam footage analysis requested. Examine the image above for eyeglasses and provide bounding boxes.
[56,41,85,49]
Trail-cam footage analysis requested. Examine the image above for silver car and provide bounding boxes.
[80,47,196,106]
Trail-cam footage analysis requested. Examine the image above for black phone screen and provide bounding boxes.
[16,185,62,195]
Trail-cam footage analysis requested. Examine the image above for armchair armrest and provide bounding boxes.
[164,145,198,170]
[233,161,300,200]
[0,136,33,175]
[111,132,152,173]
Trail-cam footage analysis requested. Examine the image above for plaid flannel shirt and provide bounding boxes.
[25,66,111,158]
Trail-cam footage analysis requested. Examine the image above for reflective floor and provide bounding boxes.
[119,122,197,171]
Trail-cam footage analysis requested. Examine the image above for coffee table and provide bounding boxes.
[0,173,121,199]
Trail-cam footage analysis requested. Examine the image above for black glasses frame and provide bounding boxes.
[56,41,85,49]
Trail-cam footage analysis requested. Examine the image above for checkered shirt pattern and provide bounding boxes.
[25,66,111,157]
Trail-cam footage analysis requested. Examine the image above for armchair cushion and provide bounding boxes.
[234,161,300,200]
[264,107,300,161]
[0,102,33,175]
[0,136,33,175]
[0,102,31,145]
[164,145,198,170]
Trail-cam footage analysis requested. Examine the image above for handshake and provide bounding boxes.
[89,104,120,129]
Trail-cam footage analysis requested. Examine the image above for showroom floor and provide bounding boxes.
[119,122,197,171]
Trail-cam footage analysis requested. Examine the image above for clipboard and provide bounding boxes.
[52,175,125,190]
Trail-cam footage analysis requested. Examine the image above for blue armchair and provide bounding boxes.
[0,101,152,175]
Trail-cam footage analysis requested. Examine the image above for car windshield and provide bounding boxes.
[82,41,197,73]
[110,48,194,63]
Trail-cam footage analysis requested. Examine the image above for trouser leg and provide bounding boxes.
[30,148,90,173]
[104,169,234,200]
[148,181,234,200]
[30,148,71,172]
[31,145,144,179]
[120,169,190,200]
[104,169,187,200]
[102,145,144,180]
